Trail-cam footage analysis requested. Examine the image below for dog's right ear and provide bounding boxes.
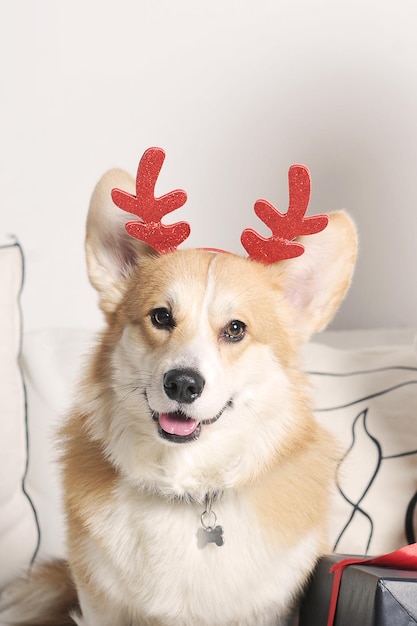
[85,169,155,314]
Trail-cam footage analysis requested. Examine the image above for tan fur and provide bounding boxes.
[248,421,338,547]
[0,560,77,625]
[0,167,357,626]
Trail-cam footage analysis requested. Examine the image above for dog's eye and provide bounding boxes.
[223,320,246,342]
[150,307,175,330]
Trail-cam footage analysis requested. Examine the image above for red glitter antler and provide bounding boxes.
[240,165,329,263]
[111,147,190,254]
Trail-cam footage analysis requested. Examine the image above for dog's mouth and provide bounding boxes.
[152,402,231,444]
[155,412,201,444]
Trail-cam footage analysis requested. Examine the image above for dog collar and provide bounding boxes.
[111,147,329,264]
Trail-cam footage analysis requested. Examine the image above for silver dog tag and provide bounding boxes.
[197,524,225,548]
[198,494,225,548]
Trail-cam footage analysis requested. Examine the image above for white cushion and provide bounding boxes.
[21,328,94,561]
[0,241,94,589]
[303,340,417,556]
[0,243,38,588]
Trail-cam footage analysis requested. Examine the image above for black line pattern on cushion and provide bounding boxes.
[333,409,381,554]
[316,380,417,412]
[405,492,417,544]
[2,240,42,565]
[385,449,417,459]
[309,366,417,377]
[308,365,417,555]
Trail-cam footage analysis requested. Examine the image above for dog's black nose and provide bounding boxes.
[163,368,205,404]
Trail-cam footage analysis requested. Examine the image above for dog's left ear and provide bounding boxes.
[270,211,358,342]
[85,169,155,314]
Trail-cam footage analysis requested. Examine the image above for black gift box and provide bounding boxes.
[299,554,417,626]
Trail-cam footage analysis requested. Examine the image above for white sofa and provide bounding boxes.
[1,240,417,593]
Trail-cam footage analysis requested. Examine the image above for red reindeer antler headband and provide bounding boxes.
[111,147,329,263]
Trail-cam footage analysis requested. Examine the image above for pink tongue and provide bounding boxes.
[159,412,198,436]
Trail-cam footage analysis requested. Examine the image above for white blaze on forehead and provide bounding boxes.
[165,254,222,374]
[164,253,219,325]
[197,253,220,328]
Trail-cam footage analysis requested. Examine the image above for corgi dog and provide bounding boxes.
[0,150,357,626]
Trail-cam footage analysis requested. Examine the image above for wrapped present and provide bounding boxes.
[299,545,417,626]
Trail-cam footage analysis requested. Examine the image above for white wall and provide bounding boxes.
[1,0,416,332]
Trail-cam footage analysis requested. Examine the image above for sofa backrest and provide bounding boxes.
[1,241,416,589]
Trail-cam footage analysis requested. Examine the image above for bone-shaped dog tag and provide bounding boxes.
[197,525,225,548]
[198,496,225,548]
[206,525,224,546]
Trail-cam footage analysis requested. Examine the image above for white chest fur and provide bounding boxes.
[80,484,320,626]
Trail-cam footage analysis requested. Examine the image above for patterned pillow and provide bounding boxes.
[303,340,417,556]
[0,242,39,589]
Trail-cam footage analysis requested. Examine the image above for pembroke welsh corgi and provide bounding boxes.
[0,149,357,626]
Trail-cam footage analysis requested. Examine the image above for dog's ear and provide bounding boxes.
[85,169,155,313]
[270,211,358,342]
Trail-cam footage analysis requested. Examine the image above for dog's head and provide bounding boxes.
[83,166,357,498]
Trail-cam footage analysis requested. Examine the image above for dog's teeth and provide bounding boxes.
[159,412,198,436]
